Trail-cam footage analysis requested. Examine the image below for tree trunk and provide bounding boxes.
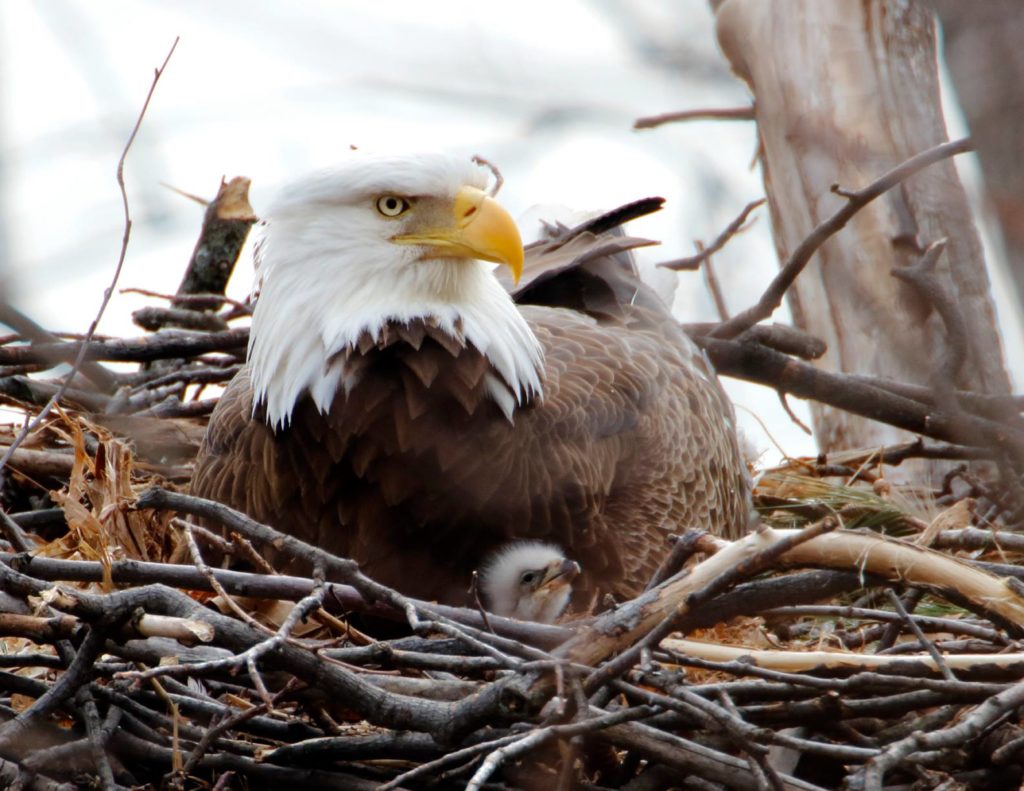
[711,0,1011,480]
[932,0,1024,317]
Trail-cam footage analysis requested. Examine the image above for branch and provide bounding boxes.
[0,303,116,391]
[634,105,756,129]
[658,198,765,271]
[710,137,974,339]
[890,238,970,387]
[662,637,1024,674]
[172,176,256,310]
[698,335,1024,463]
[0,328,248,367]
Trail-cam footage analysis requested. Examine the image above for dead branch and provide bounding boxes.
[710,137,974,340]
[132,306,229,333]
[0,303,115,392]
[698,335,1024,464]
[659,198,765,271]
[633,105,756,129]
[172,176,256,311]
[0,329,248,368]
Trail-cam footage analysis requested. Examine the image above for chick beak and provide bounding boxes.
[541,558,581,591]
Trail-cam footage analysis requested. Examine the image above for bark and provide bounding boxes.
[932,0,1024,314]
[712,0,1011,479]
[173,176,255,308]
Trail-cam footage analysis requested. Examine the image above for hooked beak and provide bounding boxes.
[391,185,524,284]
[541,558,581,591]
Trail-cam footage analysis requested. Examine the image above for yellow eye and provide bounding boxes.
[376,195,411,217]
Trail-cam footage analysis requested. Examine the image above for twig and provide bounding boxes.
[116,580,327,684]
[643,530,708,591]
[891,238,969,389]
[885,589,955,681]
[698,334,1024,464]
[75,691,120,791]
[468,570,495,634]
[0,626,105,751]
[180,521,275,638]
[378,731,524,790]
[0,508,33,553]
[471,155,504,197]
[854,677,1024,790]
[466,706,658,790]
[634,105,756,130]
[683,322,827,360]
[764,603,1007,645]
[120,287,252,314]
[0,328,248,367]
[0,38,179,481]
[659,198,765,271]
[615,678,876,763]
[180,700,270,777]
[172,176,256,309]
[703,244,731,320]
[132,306,229,333]
[0,303,115,391]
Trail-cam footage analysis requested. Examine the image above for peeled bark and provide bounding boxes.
[712,0,1011,477]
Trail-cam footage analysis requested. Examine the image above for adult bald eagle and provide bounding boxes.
[192,152,752,609]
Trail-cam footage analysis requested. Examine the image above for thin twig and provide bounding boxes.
[659,198,765,271]
[0,37,179,480]
[885,589,956,682]
[634,106,756,130]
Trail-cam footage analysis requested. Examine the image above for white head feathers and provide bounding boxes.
[247,151,544,429]
[479,541,580,623]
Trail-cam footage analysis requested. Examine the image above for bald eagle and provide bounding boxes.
[479,541,580,623]
[192,151,751,609]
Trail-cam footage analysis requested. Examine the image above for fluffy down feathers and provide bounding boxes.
[480,542,580,623]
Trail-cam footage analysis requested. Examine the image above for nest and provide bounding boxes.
[4,183,1024,791]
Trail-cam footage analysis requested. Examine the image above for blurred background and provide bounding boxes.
[0,0,1018,462]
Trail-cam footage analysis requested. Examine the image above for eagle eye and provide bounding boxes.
[376,195,411,217]
[520,571,536,585]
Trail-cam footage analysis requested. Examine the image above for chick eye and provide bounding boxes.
[520,571,536,585]
[376,195,411,217]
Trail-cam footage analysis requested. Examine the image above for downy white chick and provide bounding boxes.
[479,542,580,623]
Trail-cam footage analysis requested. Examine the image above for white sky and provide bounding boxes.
[2,1,1017,465]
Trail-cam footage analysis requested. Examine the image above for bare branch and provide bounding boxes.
[634,105,756,129]
[710,137,974,340]
[659,198,765,271]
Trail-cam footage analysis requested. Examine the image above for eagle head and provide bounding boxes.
[480,542,581,623]
[247,151,544,428]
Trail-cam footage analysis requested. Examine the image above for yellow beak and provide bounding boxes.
[393,186,524,284]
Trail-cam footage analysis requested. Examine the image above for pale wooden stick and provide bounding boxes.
[664,637,1024,673]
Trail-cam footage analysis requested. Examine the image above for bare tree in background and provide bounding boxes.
[933,0,1024,314]
[711,0,1012,480]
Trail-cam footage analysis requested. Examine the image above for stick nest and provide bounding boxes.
[3,273,1024,791]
